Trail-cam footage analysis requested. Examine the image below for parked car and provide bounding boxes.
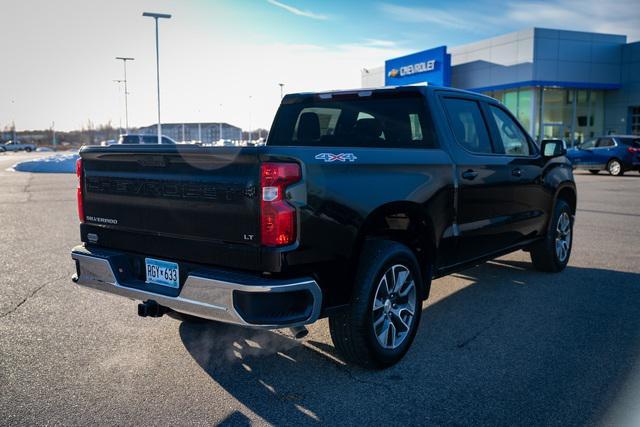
[117,134,177,145]
[3,140,37,152]
[71,86,576,368]
[567,135,640,176]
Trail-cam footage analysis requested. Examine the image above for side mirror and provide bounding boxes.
[541,139,566,158]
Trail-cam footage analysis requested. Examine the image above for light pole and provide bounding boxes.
[142,12,171,144]
[248,95,252,142]
[278,83,284,99]
[218,103,223,142]
[115,57,134,132]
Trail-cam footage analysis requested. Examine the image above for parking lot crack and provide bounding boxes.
[0,275,66,319]
[456,314,500,348]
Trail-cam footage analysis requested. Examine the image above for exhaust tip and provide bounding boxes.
[289,326,309,339]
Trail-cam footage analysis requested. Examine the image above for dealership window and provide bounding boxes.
[484,88,532,137]
[631,107,640,136]
[488,105,530,156]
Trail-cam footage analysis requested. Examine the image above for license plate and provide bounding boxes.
[145,258,179,289]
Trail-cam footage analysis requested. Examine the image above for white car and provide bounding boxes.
[3,140,37,152]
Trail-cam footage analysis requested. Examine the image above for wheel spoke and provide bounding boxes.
[387,322,396,348]
[391,310,410,332]
[393,268,409,294]
[384,270,394,295]
[398,279,415,298]
[373,313,386,328]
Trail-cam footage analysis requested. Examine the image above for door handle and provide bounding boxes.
[462,169,478,180]
[512,168,523,177]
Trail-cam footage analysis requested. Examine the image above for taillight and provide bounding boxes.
[260,162,301,246]
[76,158,85,223]
[627,146,640,153]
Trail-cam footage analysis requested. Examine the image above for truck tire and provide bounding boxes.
[25,147,32,152]
[530,199,573,272]
[329,239,423,368]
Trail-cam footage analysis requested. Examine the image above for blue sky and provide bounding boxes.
[1,0,638,132]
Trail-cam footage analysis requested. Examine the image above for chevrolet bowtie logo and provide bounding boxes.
[387,68,399,78]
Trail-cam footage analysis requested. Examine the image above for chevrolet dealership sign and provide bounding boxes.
[385,46,451,86]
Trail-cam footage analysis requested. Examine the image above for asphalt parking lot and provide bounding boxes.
[1,151,640,426]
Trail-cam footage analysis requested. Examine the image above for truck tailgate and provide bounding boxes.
[79,145,261,268]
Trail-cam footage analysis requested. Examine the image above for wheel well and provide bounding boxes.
[557,186,577,215]
[355,202,435,299]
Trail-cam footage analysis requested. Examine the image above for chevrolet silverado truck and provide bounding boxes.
[71,86,576,368]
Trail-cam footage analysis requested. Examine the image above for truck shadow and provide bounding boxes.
[179,259,640,426]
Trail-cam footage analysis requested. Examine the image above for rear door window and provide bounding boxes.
[442,98,493,154]
[269,94,436,148]
[596,138,615,148]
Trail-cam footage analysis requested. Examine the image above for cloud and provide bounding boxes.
[266,0,328,20]
[378,0,640,41]
[363,38,398,48]
[378,3,473,29]
[505,0,640,41]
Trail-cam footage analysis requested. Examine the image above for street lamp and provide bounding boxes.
[142,12,171,144]
[115,57,134,132]
[218,104,223,142]
[278,83,284,99]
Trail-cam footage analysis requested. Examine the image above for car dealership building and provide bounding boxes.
[361,28,640,144]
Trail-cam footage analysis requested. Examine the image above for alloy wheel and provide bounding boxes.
[609,160,621,176]
[372,264,417,350]
[555,212,572,262]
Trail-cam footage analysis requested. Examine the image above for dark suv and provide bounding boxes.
[71,86,576,368]
[567,135,640,176]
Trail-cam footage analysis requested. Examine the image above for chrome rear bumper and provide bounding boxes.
[71,245,322,328]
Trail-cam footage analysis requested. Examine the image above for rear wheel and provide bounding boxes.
[25,147,32,153]
[530,199,573,272]
[329,239,423,368]
[607,159,624,176]
[588,170,600,175]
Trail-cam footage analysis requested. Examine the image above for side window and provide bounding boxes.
[443,98,493,154]
[488,105,530,156]
[581,139,596,149]
[596,138,614,148]
[409,114,423,141]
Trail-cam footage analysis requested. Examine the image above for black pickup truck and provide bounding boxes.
[71,86,576,368]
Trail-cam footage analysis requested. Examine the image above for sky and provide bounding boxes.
[1,0,639,132]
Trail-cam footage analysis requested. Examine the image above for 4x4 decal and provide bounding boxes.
[314,153,358,162]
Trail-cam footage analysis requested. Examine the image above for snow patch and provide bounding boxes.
[10,152,80,173]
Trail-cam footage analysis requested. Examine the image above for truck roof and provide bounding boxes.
[283,85,496,104]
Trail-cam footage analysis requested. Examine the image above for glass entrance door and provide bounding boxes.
[543,123,568,140]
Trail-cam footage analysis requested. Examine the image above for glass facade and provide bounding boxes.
[630,106,640,135]
[483,86,605,146]
[484,88,533,136]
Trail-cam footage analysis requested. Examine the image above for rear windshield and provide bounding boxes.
[619,137,640,148]
[268,94,437,148]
